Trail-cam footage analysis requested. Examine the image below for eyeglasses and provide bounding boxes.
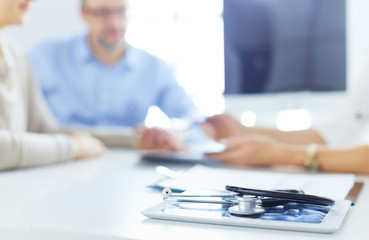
[83,7,127,19]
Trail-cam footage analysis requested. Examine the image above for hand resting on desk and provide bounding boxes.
[70,132,106,160]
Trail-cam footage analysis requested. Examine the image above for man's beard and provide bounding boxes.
[97,37,125,52]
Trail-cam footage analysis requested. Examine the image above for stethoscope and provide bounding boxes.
[162,185,335,216]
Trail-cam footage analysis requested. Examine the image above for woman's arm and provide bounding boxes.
[0,130,74,170]
[246,127,326,145]
[202,114,326,145]
[288,145,369,174]
[0,59,106,170]
[206,135,369,174]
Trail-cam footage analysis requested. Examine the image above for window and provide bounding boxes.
[223,0,346,94]
[126,0,225,115]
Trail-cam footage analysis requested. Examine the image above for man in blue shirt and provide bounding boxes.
[28,0,200,129]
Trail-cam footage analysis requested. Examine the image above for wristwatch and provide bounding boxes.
[303,144,320,172]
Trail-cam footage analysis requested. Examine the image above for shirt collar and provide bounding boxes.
[75,34,137,70]
[118,43,135,70]
[75,34,94,63]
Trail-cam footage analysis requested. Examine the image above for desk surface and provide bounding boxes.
[0,149,368,240]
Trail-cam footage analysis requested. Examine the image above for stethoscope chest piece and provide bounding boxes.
[228,195,265,216]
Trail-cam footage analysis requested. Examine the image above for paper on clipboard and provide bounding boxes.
[155,165,355,200]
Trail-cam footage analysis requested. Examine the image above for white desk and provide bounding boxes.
[0,149,368,240]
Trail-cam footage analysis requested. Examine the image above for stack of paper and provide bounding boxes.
[155,165,355,200]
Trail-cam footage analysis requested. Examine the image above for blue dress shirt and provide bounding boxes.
[28,34,198,127]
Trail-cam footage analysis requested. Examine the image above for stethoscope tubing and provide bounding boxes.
[163,197,237,205]
[226,185,335,206]
[162,186,335,207]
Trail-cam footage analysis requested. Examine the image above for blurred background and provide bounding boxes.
[4,0,369,130]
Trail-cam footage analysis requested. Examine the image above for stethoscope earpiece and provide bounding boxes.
[162,187,173,197]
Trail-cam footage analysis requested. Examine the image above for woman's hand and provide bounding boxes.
[70,133,106,160]
[206,135,286,167]
[201,114,248,141]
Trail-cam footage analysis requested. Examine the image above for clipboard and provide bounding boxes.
[142,190,352,233]
[345,182,364,205]
[143,167,361,233]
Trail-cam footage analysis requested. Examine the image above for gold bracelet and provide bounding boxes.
[303,144,320,172]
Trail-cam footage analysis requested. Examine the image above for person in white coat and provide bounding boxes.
[202,76,369,174]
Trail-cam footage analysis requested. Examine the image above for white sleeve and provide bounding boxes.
[314,76,369,147]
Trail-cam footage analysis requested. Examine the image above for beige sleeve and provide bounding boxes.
[0,58,74,170]
[25,61,59,133]
[0,130,73,170]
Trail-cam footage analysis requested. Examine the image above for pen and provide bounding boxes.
[185,118,208,130]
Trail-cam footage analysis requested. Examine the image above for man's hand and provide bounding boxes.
[136,127,187,151]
